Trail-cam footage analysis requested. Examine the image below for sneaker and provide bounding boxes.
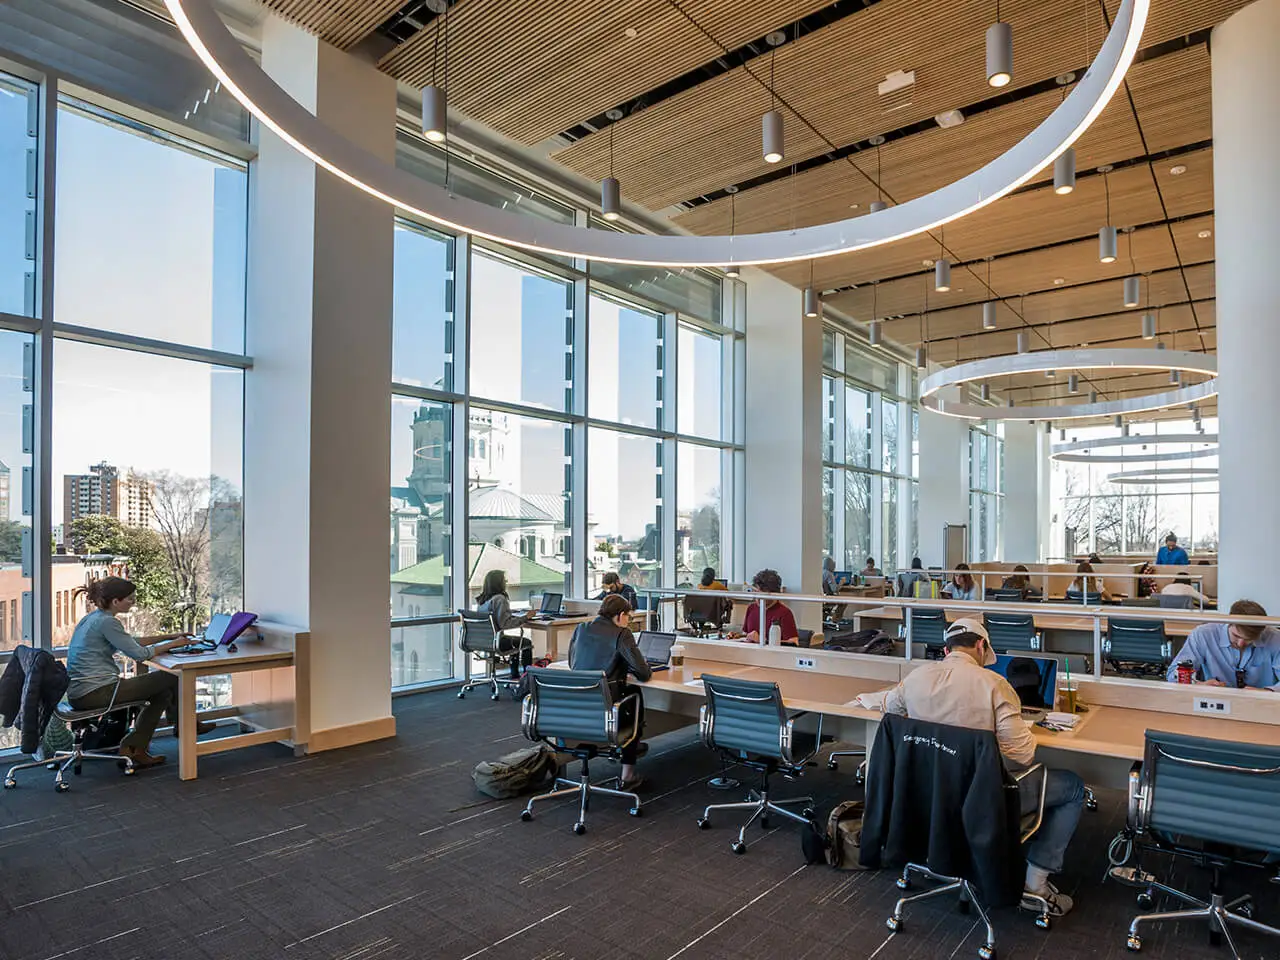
[1022,881,1073,917]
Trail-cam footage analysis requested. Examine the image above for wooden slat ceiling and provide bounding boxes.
[259,0,408,50]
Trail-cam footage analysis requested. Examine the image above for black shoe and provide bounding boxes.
[618,775,645,792]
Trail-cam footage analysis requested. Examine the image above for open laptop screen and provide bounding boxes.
[539,592,563,614]
[202,613,232,643]
[986,654,1058,710]
[637,631,676,664]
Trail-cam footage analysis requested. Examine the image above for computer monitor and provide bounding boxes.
[986,654,1058,710]
[833,570,852,585]
[637,630,676,664]
[539,592,563,615]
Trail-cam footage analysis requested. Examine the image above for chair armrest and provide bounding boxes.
[1014,762,1048,842]
[608,693,641,746]
[520,694,538,743]
[1032,632,1043,651]
[1127,760,1145,833]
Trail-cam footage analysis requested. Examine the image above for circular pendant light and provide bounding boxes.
[1052,433,1219,464]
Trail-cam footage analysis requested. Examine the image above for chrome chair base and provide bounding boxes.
[458,658,521,701]
[889,864,997,960]
[1126,885,1275,957]
[5,745,134,792]
[696,786,813,854]
[520,758,641,835]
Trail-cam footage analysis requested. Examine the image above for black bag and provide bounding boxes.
[80,709,129,752]
[824,628,893,656]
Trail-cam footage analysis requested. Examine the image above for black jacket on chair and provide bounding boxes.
[859,714,1024,906]
[0,645,70,755]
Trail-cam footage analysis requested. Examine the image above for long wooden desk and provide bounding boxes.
[143,640,296,780]
[525,610,650,660]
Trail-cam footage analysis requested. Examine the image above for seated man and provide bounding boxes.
[862,557,883,579]
[1166,599,1280,689]
[595,571,638,609]
[742,568,799,646]
[872,618,1084,917]
[1156,533,1189,566]
[567,594,651,791]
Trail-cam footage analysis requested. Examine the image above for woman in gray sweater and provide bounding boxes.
[475,570,532,678]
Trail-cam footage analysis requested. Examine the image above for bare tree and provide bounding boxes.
[144,471,212,632]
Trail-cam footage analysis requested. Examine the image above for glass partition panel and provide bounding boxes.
[587,428,660,594]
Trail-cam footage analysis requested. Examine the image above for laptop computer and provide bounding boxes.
[986,653,1059,718]
[170,612,259,654]
[637,630,677,668]
[530,592,563,621]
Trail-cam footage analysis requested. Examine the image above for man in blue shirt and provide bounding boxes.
[1156,533,1190,566]
[1166,600,1280,690]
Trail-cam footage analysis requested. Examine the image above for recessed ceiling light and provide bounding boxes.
[922,258,935,267]
[1197,229,1212,239]
[624,27,638,38]
[869,134,886,146]
[1053,277,1065,285]
[849,202,859,209]
[1055,72,1077,85]
[935,109,965,129]
[1097,164,1114,174]
[1170,164,1187,176]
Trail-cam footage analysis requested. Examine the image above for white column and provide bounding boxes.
[742,268,823,627]
[917,395,970,566]
[244,17,396,747]
[1002,422,1042,562]
[1214,0,1280,609]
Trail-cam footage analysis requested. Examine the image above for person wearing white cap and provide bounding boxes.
[867,617,1085,918]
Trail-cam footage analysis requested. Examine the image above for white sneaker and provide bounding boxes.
[1022,881,1073,917]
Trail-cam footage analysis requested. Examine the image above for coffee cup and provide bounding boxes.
[670,644,685,667]
[1059,681,1080,713]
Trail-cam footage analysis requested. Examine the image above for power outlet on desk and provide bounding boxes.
[1193,696,1231,716]
[796,657,817,669]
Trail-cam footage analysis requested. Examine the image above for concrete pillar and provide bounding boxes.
[1213,0,1280,609]
[1002,422,1043,562]
[742,268,823,626]
[917,395,970,567]
[244,17,395,748]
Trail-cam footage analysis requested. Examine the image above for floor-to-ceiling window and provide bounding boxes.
[969,422,1004,562]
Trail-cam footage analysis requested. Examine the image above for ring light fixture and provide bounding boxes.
[919,348,1218,422]
[1106,468,1220,486]
[161,0,1149,267]
[1051,433,1219,464]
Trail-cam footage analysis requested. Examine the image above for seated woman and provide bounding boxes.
[862,557,883,579]
[567,594,651,790]
[742,568,799,645]
[1001,564,1040,599]
[1136,562,1158,598]
[66,577,206,769]
[1068,562,1113,602]
[475,569,532,679]
[942,563,978,601]
[895,557,929,598]
[1161,574,1211,607]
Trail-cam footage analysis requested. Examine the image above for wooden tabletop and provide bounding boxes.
[149,641,295,671]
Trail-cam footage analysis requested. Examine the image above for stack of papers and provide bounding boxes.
[1041,711,1080,731]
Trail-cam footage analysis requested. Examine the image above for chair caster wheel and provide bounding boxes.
[730,840,746,855]
[55,781,70,793]
[696,817,710,830]
[629,806,642,817]
[456,691,466,699]
[977,946,996,960]
[572,822,586,836]
[122,765,135,776]
[896,877,911,891]
[886,916,901,932]
[1136,892,1154,910]
[827,760,838,771]
[490,693,500,701]
[1236,903,1254,920]
[1035,914,1051,930]
[759,817,769,829]
[1126,934,1142,952]
[802,807,815,819]
[3,777,15,789]
[855,771,866,787]
[520,810,533,822]
[1086,799,1098,812]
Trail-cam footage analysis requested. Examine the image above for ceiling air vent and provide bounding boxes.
[878,70,916,113]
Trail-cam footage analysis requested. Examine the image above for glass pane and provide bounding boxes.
[910,480,920,561]
[54,101,248,352]
[844,472,871,570]
[469,251,571,412]
[587,429,661,594]
[591,263,723,325]
[822,467,835,563]
[53,341,244,639]
[677,443,721,581]
[882,478,899,572]
[882,398,898,474]
[0,331,33,655]
[589,293,661,429]
[390,397,452,617]
[678,323,722,440]
[1123,491,1157,555]
[822,329,836,369]
[1094,495,1124,554]
[845,386,870,467]
[391,621,455,688]
[1156,494,1192,557]
[846,341,898,392]
[467,409,571,599]
[822,376,836,463]
[392,222,452,390]
[0,75,36,318]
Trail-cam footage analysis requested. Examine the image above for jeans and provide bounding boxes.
[69,671,179,754]
[1021,768,1085,874]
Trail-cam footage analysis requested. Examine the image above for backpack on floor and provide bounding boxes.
[801,800,869,870]
[472,743,559,799]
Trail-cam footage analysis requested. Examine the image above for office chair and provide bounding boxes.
[983,612,1041,653]
[1065,589,1104,604]
[457,610,528,701]
[695,674,818,854]
[3,683,150,792]
[991,588,1027,602]
[1114,729,1280,956]
[903,607,948,659]
[1157,593,1196,610]
[683,593,729,637]
[1104,618,1172,677]
[518,668,642,834]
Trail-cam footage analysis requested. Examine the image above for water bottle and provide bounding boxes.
[768,623,781,648]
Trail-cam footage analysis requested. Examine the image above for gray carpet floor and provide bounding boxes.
[1,688,1277,960]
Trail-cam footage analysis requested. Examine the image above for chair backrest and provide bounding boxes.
[983,612,1039,652]
[1158,593,1196,610]
[1106,618,1170,664]
[522,668,613,745]
[1141,729,1280,854]
[700,674,788,760]
[1065,589,1103,604]
[458,610,500,653]
[797,628,814,648]
[909,607,948,648]
[683,592,727,627]
[991,588,1025,602]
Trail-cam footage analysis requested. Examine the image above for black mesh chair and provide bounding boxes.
[1114,729,1280,955]
[907,607,949,659]
[991,588,1027,602]
[1065,589,1104,604]
[1158,593,1197,610]
[519,668,642,834]
[683,592,729,636]
[983,612,1041,653]
[695,674,818,854]
[457,610,528,701]
[1105,618,1172,677]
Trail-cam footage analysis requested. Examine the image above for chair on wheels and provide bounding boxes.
[518,668,642,834]
[984,612,1041,653]
[457,610,528,701]
[903,607,948,659]
[683,593,729,636]
[694,674,818,854]
[862,715,1053,960]
[1157,593,1196,610]
[1105,618,1172,677]
[3,683,150,792]
[1113,729,1280,957]
[1065,589,1104,604]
